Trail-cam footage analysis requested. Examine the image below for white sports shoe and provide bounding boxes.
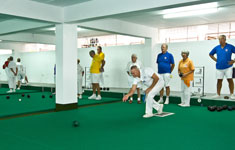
[211,94,221,99]
[181,104,190,107]
[229,94,235,100]
[178,103,184,106]
[158,98,164,104]
[95,95,102,100]
[164,98,169,104]
[79,95,82,99]
[143,114,154,118]
[157,104,164,114]
[7,90,13,93]
[88,94,96,100]
[17,87,20,90]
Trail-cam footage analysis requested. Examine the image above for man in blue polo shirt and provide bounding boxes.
[209,35,235,99]
[157,43,175,104]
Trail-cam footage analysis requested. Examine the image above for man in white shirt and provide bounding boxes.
[77,59,84,99]
[123,66,164,118]
[16,58,28,90]
[3,57,10,81]
[7,56,18,93]
[126,54,143,104]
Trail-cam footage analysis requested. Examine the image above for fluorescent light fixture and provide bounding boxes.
[77,27,82,31]
[0,40,2,42]
[47,27,83,32]
[161,2,218,19]
[0,49,12,55]
[161,2,218,14]
[163,8,218,19]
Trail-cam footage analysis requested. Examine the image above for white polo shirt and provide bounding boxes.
[126,60,143,75]
[16,62,24,74]
[8,61,17,77]
[133,67,162,87]
[77,64,84,77]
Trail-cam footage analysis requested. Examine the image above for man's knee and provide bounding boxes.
[227,78,234,83]
[217,79,223,83]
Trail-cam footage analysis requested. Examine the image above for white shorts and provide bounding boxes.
[216,67,233,79]
[159,73,171,87]
[90,73,101,83]
[17,73,25,81]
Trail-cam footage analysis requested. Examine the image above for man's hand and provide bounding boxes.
[122,95,129,102]
[100,67,104,72]
[145,88,152,95]
[228,60,235,65]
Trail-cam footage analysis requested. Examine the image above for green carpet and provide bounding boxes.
[0,92,121,117]
[0,102,235,150]
[0,88,39,95]
[0,92,55,117]
[78,95,121,106]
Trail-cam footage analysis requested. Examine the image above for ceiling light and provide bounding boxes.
[161,2,218,19]
[163,8,218,19]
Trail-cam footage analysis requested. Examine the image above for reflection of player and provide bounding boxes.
[7,56,18,93]
[88,50,102,100]
[126,54,142,104]
[77,59,84,99]
[97,46,105,87]
[3,57,10,80]
[53,64,56,95]
[16,58,29,90]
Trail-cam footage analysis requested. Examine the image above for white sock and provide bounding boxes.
[137,97,141,101]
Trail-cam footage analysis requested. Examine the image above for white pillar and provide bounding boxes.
[143,34,159,72]
[55,24,77,110]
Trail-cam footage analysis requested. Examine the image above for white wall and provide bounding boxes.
[0,43,146,88]
[1,39,235,94]
[78,44,146,88]
[154,39,235,94]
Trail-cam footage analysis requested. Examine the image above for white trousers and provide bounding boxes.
[145,79,164,115]
[180,80,193,106]
[100,72,104,86]
[77,77,83,94]
[8,76,16,89]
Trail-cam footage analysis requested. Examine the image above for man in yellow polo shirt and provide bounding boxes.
[89,50,102,100]
[97,46,105,87]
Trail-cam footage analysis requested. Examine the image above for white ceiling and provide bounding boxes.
[0,14,13,23]
[30,0,92,7]
[1,0,235,39]
[111,0,235,29]
[24,27,112,38]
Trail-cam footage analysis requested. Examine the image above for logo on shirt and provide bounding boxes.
[225,49,228,52]
[164,57,167,60]
[184,64,188,67]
